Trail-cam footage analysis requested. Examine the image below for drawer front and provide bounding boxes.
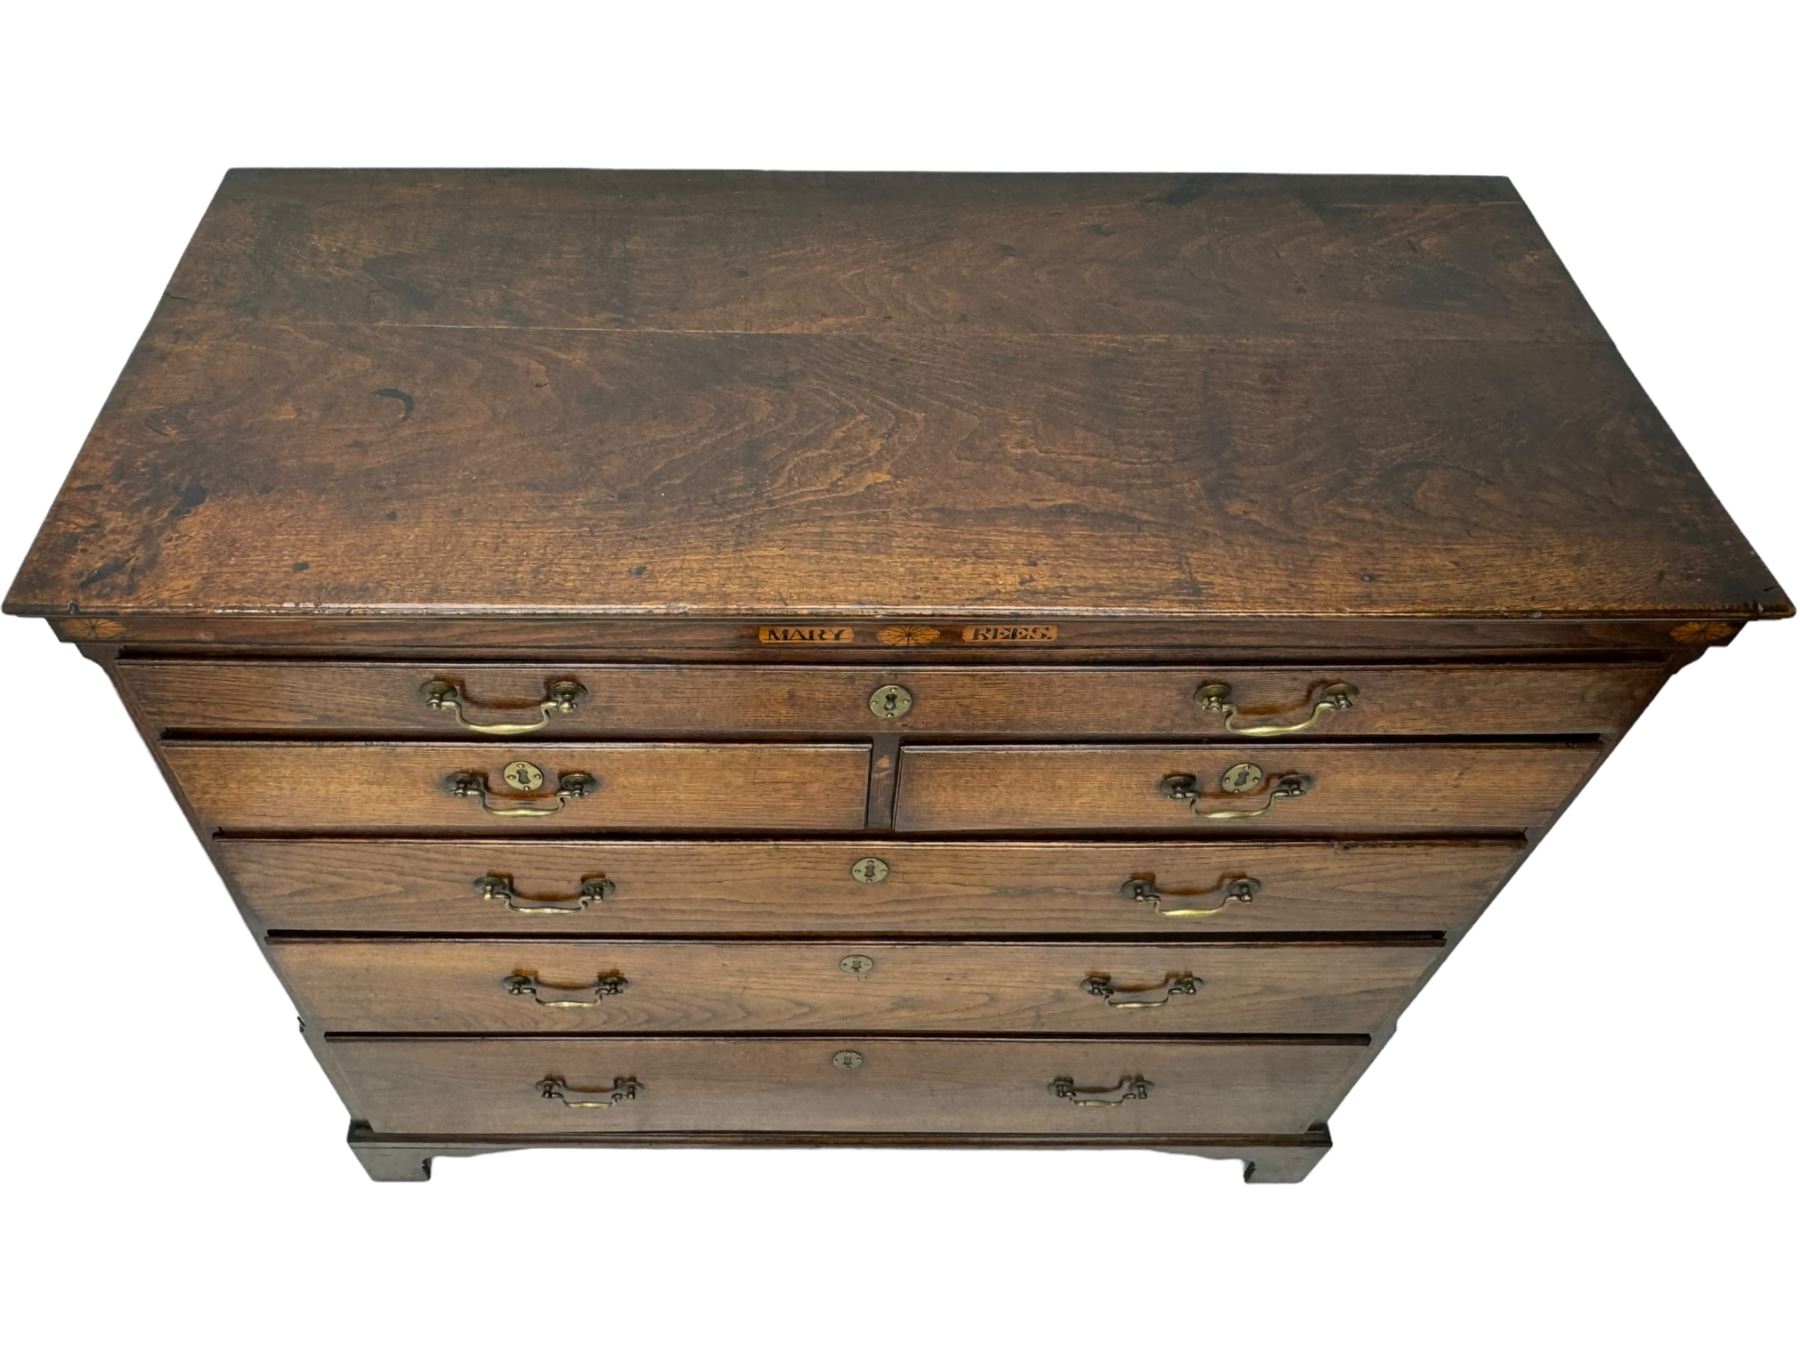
[330,1036,1368,1135]
[161,742,870,832]
[894,743,1601,833]
[271,939,1441,1034]
[118,659,1665,738]
[222,839,1520,934]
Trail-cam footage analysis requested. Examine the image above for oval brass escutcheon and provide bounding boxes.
[839,954,875,976]
[869,684,914,719]
[1220,762,1265,794]
[831,1050,865,1070]
[851,857,890,884]
[501,760,546,792]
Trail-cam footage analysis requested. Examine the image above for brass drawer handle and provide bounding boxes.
[446,769,597,816]
[1050,1075,1152,1107]
[505,973,628,1007]
[478,872,615,914]
[1160,765,1311,819]
[535,1076,643,1108]
[1120,874,1261,918]
[1079,973,1200,1008]
[1194,680,1357,737]
[421,678,586,735]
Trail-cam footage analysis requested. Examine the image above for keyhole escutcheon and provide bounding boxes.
[868,684,913,720]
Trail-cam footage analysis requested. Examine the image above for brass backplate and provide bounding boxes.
[851,857,890,884]
[839,954,876,976]
[831,1050,865,1070]
[501,760,546,792]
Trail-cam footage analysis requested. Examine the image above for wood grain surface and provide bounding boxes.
[62,612,1739,654]
[219,838,1521,935]
[162,171,1593,338]
[120,659,1667,737]
[893,743,1601,833]
[271,937,1439,1035]
[160,741,871,832]
[6,171,1785,626]
[328,1034,1370,1135]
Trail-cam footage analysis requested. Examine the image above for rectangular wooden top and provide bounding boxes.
[7,170,1787,625]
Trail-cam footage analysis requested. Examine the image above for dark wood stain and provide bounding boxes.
[116,658,1669,738]
[3,170,1786,625]
[216,838,1522,936]
[269,938,1442,1036]
[891,743,1602,834]
[329,1036,1369,1136]
[161,741,873,833]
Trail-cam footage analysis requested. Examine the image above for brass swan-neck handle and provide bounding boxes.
[446,768,597,816]
[1194,680,1357,737]
[1049,1076,1153,1107]
[478,873,616,914]
[1159,764,1312,819]
[505,973,629,1007]
[1079,972,1201,1008]
[421,678,586,736]
[1120,874,1262,919]
[535,1076,643,1108]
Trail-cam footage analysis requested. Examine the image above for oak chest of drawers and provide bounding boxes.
[6,169,1786,1182]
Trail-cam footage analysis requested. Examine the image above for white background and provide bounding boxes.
[2,4,1793,1345]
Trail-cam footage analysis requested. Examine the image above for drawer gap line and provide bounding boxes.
[267,930,1449,947]
[316,1044,1368,1051]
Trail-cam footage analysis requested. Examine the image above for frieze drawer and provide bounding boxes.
[118,659,1665,738]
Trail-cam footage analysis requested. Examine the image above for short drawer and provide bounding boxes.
[117,659,1666,738]
[160,742,870,832]
[221,838,1520,934]
[329,1036,1369,1135]
[893,743,1601,833]
[271,938,1441,1034]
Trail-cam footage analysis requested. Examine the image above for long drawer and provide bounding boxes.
[118,659,1666,738]
[330,1036,1369,1135]
[222,839,1520,934]
[271,938,1441,1034]
[160,742,871,832]
[893,743,1602,833]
